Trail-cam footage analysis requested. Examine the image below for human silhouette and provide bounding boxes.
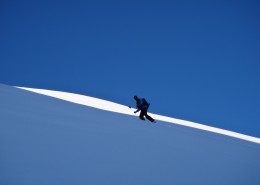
[133,96,155,123]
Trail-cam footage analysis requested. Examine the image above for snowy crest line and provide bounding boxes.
[16,87,260,144]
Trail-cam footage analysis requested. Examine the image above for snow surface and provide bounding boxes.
[17,86,260,144]
[1,84,260,185]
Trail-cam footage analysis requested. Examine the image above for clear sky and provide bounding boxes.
[1,0,260,137]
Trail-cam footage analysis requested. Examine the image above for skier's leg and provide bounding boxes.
[139,110,145,120]
[143,108,155,122]
[145,114,155,122]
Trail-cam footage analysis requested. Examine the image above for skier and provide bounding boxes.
[133,95,155,123]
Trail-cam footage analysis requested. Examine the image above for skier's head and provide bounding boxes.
[134,95,138,100]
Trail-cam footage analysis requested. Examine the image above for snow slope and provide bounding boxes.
[1,84,260,185]
[17,86,260,144]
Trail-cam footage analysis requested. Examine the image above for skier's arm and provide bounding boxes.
[134,103,142,113]
[134,107,141,113]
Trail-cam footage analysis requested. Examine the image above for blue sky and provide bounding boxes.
[1,0,260,137]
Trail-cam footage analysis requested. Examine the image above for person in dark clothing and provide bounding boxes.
[133,96,155,123]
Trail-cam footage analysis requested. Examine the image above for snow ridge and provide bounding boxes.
[17,87,260,144]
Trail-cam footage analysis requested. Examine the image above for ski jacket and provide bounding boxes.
[136,98,149,111]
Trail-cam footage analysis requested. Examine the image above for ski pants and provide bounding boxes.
[139,108,154,122]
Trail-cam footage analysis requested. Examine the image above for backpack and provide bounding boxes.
[138,98,149,109]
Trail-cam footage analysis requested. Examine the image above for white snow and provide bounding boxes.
[1,84,259,185]
[17,86,260,144]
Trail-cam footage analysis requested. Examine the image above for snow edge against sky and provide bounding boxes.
[16,86,260,144]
